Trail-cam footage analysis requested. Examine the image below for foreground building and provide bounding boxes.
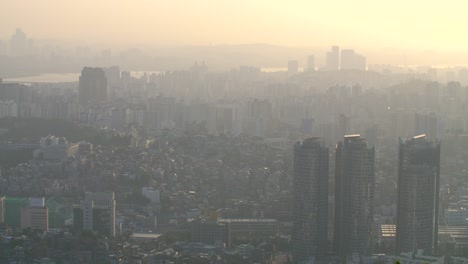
[334,134,375,259]
[396,134,441,254]
[292,138,329,263]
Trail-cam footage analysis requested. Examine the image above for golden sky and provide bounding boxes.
[2,0,468,51]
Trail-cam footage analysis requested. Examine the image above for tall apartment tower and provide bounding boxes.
[79,67,108,106]
[293,138,329,263]
[74,192,116,237]
[396,134,440,255]
[334,135,375,259]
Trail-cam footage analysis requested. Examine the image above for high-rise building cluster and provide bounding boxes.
[293,134,440,263]
[325,45,367,71]
[286,45,366,76]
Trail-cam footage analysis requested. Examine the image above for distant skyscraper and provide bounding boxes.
[21,207,49,231]
[288,60,299,75]
[334,135,375,259]
[307,55,316,72]
[9,28,27,56]
[293,138,329,263]
[78,67,108,106]
[396,135,440,255]
[326,46,340,70]
[340,49,366,70]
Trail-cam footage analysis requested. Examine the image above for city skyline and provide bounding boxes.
[2,0,468,52]
[1,1,468,263]
[5,26,468,69]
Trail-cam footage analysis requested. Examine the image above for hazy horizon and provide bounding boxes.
[3,0,468,52]
[0,1,465,261]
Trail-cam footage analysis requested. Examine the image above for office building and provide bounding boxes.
[78,67,108,106]
[21,207,49,231]
[334,135,375,259]
[74,192,116,237]
[326,46,340,70]
[396,135,440,255]
[20,198,49,231]
[293,138,329,263]
[9,28,28,56]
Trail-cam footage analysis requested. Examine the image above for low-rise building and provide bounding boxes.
[20,197,49,231]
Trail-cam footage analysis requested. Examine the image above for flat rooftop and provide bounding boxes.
[130,233,162,239]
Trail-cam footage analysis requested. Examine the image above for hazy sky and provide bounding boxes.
[2,0,468,51]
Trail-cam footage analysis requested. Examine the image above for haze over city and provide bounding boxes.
[2,1,468,264]
[3,0,468,66]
